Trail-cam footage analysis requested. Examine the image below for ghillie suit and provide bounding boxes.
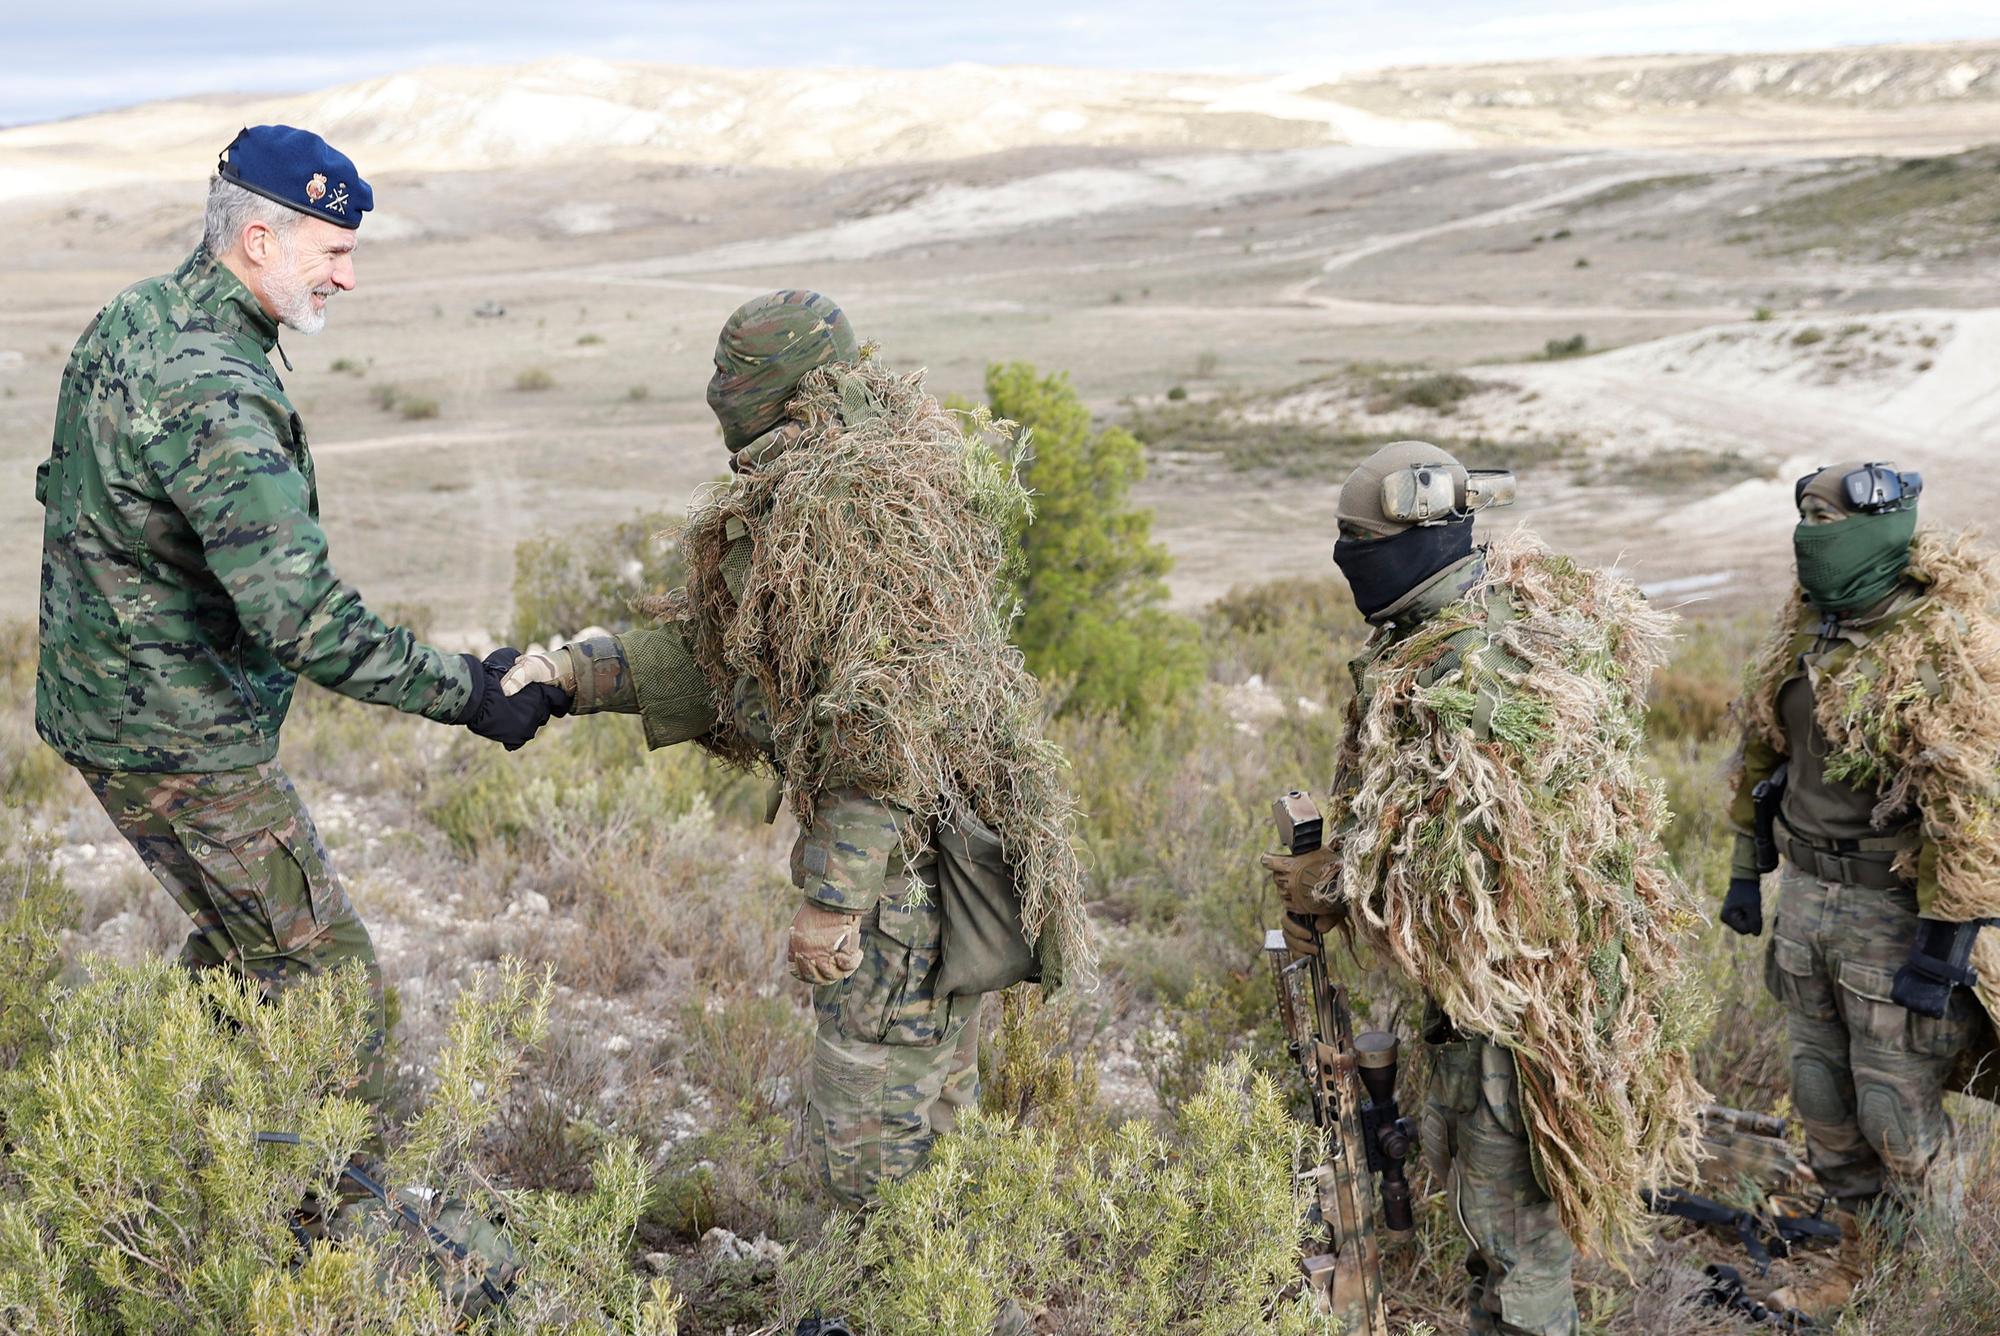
[1736,528,2000,1098]
[1326,531,1710,1259]
[662,356,1094,985]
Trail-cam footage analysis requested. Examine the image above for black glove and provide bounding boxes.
[1892,918,1982,1020]
[1719,876,1763,937]
[458,649,569,751]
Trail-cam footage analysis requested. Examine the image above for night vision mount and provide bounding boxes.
[1380,462,1517,525]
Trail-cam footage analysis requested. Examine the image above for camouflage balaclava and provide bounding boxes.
[706,290,860,452]
[1332,440,1479,621]
[1793,459,1918,614]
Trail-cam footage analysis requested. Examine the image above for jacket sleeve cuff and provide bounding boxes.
[1729,832,1762,882]
[564,635,636,714]
[445,653,484,724]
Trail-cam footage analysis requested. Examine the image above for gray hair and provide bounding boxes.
[202,175,301,255]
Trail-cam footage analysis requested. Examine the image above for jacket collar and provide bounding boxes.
[175,244,280,354]
[1372,551,1485,635]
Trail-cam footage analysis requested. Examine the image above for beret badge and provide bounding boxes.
[305,173,327,204]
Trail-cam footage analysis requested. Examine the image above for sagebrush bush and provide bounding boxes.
[777,1055,1328,1334]
[509,511,689,646]
[0,826,679,1334]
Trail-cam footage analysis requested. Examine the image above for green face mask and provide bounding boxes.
[1792,507,1917,613]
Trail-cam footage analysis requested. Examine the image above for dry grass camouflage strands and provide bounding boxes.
[665,357,1095,984]
[1739,528,2000,1033]
[1326,531,1709,1260]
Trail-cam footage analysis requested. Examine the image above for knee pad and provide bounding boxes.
[1792,1054,1853,1125]
[1857,1080,1939,1176]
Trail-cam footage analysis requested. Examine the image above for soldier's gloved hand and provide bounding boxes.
[1260,845,1339,916]
[1892,918,1981,1019]
[1719,876,1763,937]
[1261,845,1343,958]
[787,901,864,985]
[500,647,577,700]
[460,649,570,751]
[1279,909,1342,958]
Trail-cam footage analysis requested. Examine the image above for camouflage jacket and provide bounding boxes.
[35,245,474,773]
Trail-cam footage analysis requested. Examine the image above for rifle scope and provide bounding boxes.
[1354,1030,1415,1232]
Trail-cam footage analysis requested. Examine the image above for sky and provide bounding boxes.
[7,0,1998,126]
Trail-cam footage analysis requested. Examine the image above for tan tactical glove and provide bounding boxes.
[1260,845,1343,958]
[500,647,577,698]
[787,900,864,985]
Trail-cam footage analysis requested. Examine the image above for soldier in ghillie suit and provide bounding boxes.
[1723,460,2000,1319]
[33,126,566,1125]
[502,291,1092,1208]
[1262,442,1708,1336]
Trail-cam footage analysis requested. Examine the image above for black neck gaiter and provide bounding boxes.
[1333,516,1476,620]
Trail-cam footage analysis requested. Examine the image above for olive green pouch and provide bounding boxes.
[932,813,1038,998]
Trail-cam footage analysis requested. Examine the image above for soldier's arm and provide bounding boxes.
[556,624,721,749]
[552,633,640,715]
[1726,733,1783,882]
[141,382,475,721]
[791,787,903,915]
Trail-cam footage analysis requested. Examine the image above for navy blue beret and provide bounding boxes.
[217,125,372,230]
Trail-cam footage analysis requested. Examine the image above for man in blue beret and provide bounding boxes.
[32,124,566,1130]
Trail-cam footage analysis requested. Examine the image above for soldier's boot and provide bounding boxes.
[1768,1208,1863,1323]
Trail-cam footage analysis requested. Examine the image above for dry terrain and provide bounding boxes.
[5,42,2000,1331]
[4,41,2000,637]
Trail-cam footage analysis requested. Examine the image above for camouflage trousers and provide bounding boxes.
[1766,860,1976,1207]
[1423,1015,1579,1336]
[81,760,387,1116]
[809,889,982,1209]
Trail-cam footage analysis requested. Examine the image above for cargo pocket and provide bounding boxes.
[835,888,948,1049]
[1837,960,1914,1054]
[1424,1036,1479,1186]
[172,794,342,965]
[1766,934,1837,1021]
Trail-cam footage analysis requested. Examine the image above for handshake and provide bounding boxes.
[454,647,575,751]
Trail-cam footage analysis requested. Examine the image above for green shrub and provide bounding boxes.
[0,893,681,1334]
[398,396,440,421]
[983,362,1203,719]
[1369,371,1480,414]
[514,368,557,392]
[1165,384,1187,400]
[1540,333,1590,359]
[777,1056,1324,1334]
[1792,326,1826,347]
[578,334,605,346]
[509,510,688,644]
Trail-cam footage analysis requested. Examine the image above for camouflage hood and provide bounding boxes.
[706,290,859,453]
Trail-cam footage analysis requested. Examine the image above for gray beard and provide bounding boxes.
[267,238,330,335]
